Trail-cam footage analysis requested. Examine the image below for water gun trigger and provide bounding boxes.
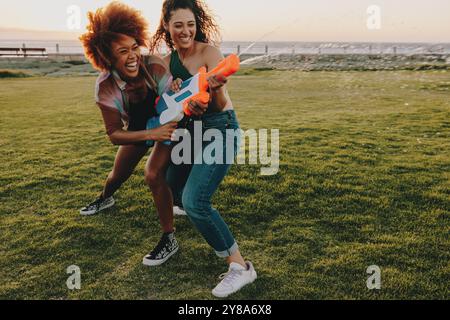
[183,91,210,116]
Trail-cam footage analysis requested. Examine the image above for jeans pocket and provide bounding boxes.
[203,112,239,130]
[202,118,228,131]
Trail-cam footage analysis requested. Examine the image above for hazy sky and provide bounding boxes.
[1,0,449,42]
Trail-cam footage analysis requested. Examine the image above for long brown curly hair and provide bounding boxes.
[79,1,150,71]
[149,0,221,53]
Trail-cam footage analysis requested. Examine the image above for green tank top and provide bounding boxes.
[169,50,193,81]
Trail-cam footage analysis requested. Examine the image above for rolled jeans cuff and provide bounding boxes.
[215,242,239,258]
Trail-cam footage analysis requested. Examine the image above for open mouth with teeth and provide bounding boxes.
[125,60,139,72]
[179,36,193,44]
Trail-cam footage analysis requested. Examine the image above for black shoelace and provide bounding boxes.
[150,234,172,257]
[87,197,104,210]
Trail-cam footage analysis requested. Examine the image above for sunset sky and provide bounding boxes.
[1,0,449,42]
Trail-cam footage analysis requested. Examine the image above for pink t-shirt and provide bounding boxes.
[95,55,172,135]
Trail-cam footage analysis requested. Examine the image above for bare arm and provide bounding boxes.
[204,46,232,110]
[98,103,176,145]
[109,129,151,146]
[109,123,177,146]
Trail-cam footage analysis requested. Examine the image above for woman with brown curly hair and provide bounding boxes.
[79,1,180,267]
[149,0,257,298]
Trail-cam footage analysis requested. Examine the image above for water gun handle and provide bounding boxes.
[182,90,210,116]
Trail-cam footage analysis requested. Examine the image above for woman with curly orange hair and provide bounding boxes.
[79,1,180,266]
[149,0,257,298]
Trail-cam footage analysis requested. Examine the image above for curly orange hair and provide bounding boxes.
[80,1,150,71]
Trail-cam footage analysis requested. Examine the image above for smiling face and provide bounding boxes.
[166,8,197,50]
[110,34,141,80]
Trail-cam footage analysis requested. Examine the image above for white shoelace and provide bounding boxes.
[219,269,243,286]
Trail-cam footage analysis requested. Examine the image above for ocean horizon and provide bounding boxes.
[1,40,450,55]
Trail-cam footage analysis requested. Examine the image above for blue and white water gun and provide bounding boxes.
[146,54,240,146]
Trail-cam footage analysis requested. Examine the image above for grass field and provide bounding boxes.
[0,69,449,300]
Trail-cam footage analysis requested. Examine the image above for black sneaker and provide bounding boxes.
[142,232,179,266]
[80,195,115,216]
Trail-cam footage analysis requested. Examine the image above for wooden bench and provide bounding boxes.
[22,48,47,57]
[0,48,22,56]
[0,47,47,57]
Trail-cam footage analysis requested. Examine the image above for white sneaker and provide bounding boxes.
[212,261,257,298]
[173,206,187,216]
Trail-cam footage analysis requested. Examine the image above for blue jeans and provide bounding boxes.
[166,110,240,257]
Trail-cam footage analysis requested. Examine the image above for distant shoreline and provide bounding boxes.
[0,52,449,77]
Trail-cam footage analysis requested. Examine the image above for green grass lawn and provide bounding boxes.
[0,69,449,300]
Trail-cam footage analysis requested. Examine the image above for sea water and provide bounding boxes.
[1,40,449,55]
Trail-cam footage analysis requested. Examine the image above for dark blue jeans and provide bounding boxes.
[167,110,240,257]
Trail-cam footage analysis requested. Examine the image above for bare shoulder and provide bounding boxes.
[200,44,224,69]
[201,44,223,59]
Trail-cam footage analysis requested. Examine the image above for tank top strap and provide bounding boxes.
[170,50,194,81]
